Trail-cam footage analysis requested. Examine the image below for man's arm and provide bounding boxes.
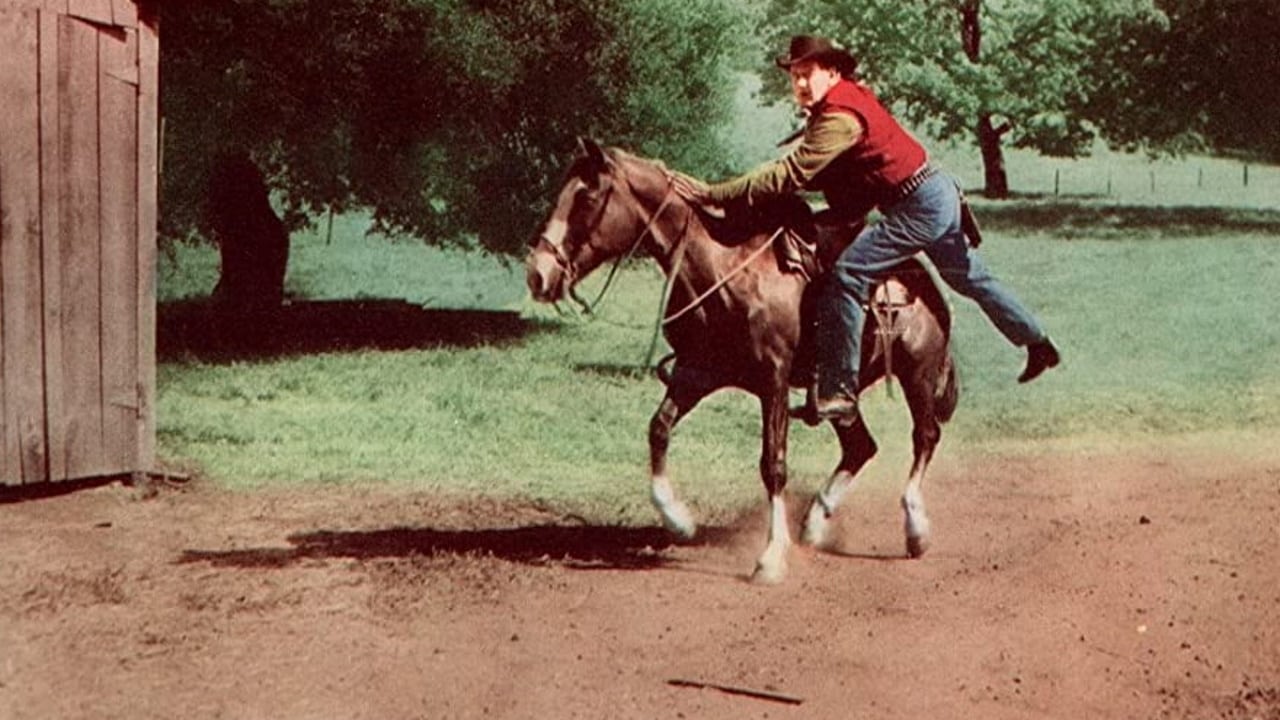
[705,111,863,205]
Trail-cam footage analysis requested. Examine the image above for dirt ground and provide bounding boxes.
[2,439,1278,720]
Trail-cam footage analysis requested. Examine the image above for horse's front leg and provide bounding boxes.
[649,380,708,540]
[752,387,792,585]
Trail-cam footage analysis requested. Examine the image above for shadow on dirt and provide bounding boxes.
[0,476,118,505]
[158,299,546,363]
[179,523,739,572]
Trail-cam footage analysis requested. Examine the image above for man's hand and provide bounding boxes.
[668,171,725,218]
[669,171,710,203]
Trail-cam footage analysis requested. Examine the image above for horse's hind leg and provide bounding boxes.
[649,380,709,540]
[801,413,878,548]
[900,366,943,558]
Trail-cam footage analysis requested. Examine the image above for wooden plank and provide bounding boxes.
[39,7,67,482]
[135,9,157,472]
[57,12,105,479]
[0,9,48,486]
[66,0,112,26]
[110,0,135,28]
[98,23,137,474]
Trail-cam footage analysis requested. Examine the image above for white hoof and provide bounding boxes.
[651,477,697,540]
[801,501,830,547]
[751,541,789,585]
[902,488,930,558]
[751,557,787,585]
[906,532,930,558]
[657,500,697,541]
[904,510,931,558]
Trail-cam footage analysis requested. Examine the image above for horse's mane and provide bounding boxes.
[605,147,814,247]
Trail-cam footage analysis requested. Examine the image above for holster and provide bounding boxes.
[959,193,983,248]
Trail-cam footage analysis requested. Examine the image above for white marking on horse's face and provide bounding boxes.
[525,248,565,302]
[526,177,593,303]
[542,218,569,250]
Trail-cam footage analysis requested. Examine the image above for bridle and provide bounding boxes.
[536,172,684,316]
[534,158,784,368]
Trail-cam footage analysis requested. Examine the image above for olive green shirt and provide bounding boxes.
[706,112,864,205]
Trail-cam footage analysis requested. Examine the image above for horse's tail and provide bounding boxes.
[935,352,960,424]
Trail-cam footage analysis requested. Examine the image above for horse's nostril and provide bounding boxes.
[526,270,545,298]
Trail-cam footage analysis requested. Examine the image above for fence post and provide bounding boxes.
[1198,167,1203,188]
[1244,164,1250,187]
[1054,168,1060,197]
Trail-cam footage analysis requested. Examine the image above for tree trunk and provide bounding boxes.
[978,114,1010,199]
[960,0,1010,198]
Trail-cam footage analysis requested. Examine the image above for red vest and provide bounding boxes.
[812,80,927,214]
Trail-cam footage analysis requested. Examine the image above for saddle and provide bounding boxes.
[695,194,854,282]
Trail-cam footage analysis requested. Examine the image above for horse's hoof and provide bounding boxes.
[667,524,697,543]
[906,534,930,558]
[659,503,697,542]
[750,561,787,585]
[800,508,829,548]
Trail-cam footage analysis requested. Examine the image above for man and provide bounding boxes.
[675,35,1059,422]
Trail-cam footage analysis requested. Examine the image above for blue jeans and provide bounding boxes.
[817,171,1047,396]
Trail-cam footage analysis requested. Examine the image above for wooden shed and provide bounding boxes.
[0,0,158,487]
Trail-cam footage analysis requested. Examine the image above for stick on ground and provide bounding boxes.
[667,678,804,706]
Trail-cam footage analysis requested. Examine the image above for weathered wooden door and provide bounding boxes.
[0,0,157,487]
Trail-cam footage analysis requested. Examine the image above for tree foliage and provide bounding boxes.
[160,0,759,254]
[1093,0,1280,163]
[762,0,1166,196]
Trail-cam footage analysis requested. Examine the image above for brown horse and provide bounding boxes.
[525,139,958,583]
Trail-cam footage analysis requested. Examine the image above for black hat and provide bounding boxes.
[775,35,858,76]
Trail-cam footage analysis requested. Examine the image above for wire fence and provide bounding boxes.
[999,156,1280,208]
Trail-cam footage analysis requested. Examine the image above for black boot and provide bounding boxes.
[789,382,821,427]
[791,378,859,425]
[1018,338,1061,383]
[814,391,859,423]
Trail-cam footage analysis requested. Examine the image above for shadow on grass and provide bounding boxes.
[179,522,739,572]
[158,299,549,362]
[971,201,1280,239]
[572,362,656,381]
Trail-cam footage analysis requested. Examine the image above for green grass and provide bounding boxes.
[158,211,525,309]
[155,156,1280,523]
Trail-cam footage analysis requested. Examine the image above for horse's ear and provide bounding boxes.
[577,136,612,170]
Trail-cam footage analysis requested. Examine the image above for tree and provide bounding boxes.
[763,0,1165,197]
[1094,0,1280,163]
[160,0,760,255]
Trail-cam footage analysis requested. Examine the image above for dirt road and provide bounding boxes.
[2,439,1277,719]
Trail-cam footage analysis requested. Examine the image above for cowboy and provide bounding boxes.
[675,34,1059,422]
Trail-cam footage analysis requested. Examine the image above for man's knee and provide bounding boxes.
[826,261,874,300]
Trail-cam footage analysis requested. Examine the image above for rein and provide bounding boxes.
[659,227,783,327]
[642,221,782,369]
[568,183,680,316]
[544,163,787,369]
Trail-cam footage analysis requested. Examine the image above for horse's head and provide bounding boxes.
[525,138,667,304]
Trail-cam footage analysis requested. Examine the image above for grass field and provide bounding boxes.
[155,149,1280,523]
